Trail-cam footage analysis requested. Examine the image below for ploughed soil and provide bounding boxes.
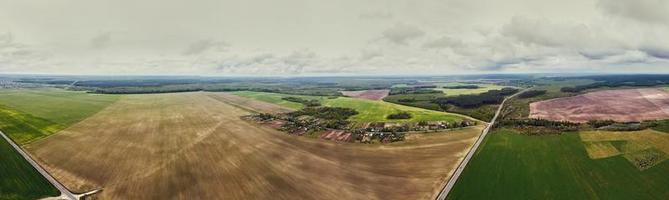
[26,92,481,200]
[341,89,390,101]
[530,88,669,123]
[206,92,295,114]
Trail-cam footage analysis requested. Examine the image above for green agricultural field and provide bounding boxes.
[230,91,470,125]
[229,91,327,110]
[448,129,669,200]
[383,92,499,121]
[433,82,507,96]
[0,88,120,144]
[320,96,467,124]
[384,82,514,121]
[0,133,59,200]
[0,88,118,199]
[0,88,120,125]
[0,106,64,144]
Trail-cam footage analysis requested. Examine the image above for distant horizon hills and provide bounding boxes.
[2,72,667,80]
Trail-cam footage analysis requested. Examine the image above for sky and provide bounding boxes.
[1,0,668,76]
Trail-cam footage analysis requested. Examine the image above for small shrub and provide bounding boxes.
[387,112,412,119]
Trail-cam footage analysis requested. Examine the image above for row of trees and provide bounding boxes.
[499,119,580,135]
[389,87,441,95]
[288,107,358,121]
[561,75,669,93]
[443,85,479,89]
[500,118,580,128]
[587,120,616,128]
[281,97,321,107]
[517,90,547,98]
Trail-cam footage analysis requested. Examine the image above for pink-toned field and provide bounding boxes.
[530,88,669,122]
[341,90,390,101]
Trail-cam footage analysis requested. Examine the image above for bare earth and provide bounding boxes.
[530,88,669,122]
[26,92,480,200]
[341,89,390,101]
[206,92,295,114]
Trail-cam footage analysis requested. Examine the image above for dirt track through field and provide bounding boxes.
[530,88,669,122]
[26,92,480,200]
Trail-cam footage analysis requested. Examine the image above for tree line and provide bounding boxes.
[281,97,321,107]
[433,87,519,108]
[560,75,669,93]
[443,85,480,89]
[517,90,547,98]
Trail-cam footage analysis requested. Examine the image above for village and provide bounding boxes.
[246,111,477,144]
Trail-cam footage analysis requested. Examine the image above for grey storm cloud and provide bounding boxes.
[641,48,669,59]
[579,50,623,60]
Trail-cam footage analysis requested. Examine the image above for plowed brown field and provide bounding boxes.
[341,90,390,101]
[530,88,669,122]
[26,92,481,200]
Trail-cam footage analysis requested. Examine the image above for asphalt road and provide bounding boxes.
[434,89,526,200]
[0,130,78,200]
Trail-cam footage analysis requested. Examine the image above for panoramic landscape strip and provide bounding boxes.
[1,74,669,199]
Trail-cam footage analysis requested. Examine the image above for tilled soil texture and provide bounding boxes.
[341,90,390,101]
[26,92,481,200]
[206,92,295,114]
[530,88,669,122]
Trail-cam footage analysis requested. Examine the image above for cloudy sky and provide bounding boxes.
[1,0,668,76]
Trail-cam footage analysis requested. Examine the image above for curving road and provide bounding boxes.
[435,89,526,200]
[0,130,82,200]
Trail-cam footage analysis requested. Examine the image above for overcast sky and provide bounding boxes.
[1,0,668,76]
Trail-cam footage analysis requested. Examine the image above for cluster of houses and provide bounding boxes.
[246,112,477,144]
[362,121,475,132]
